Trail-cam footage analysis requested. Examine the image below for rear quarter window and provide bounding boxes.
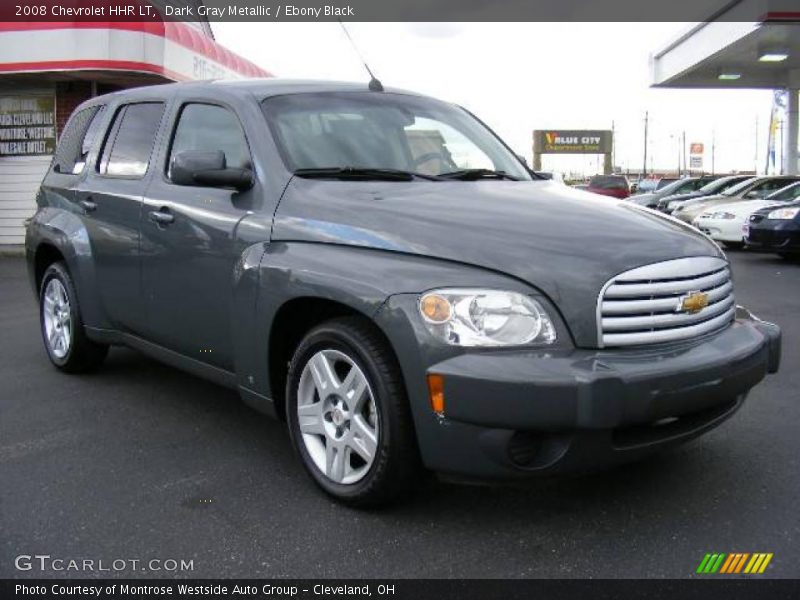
[590,176,627,190]
[98,102,165,178]
[51,105,105,175]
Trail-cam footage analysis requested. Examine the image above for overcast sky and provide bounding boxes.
[214,22,776,177]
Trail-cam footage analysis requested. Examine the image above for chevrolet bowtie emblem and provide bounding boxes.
[677,291,709,314]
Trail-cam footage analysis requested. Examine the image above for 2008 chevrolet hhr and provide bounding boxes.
[26,80,781,505]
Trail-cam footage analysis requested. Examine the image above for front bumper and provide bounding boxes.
[694,216,746,243]
[746,221,800,253]
[380,301,780,479]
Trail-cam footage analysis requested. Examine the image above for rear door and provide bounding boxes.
[75,101,167,333]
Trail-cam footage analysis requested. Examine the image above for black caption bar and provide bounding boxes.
[3,0,800,22]
[3,580,800,600]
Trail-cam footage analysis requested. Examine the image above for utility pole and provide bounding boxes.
[682,130,686,176]
[611,120,615,171]
[642,111,648,178]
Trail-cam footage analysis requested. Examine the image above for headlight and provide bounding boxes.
[709,211,736,220]
[418,289,556,347]
[767,207,800,220]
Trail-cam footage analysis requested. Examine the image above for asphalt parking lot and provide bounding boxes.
[1,251,798,579]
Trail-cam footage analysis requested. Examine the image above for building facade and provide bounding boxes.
[0,20,270,245]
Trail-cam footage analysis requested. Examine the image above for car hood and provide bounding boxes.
[628,192,658,206]
[273,179,722,347]
[698,199,783,218]
[663,191,703,203]
[677,194,741,217]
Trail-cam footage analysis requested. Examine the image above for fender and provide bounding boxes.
[241,240,541,406]
[26,205,107,330]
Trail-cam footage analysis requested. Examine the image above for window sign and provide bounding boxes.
[0,96,56,156]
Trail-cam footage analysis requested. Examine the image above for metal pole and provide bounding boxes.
[682,130,686,175]
[786,89,799,175]
[642,111,648,178]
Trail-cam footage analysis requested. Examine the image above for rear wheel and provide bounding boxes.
[39,262,108,372]
[286,317,421,506]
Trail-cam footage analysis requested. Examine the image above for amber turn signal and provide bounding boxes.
[427,373,445,415]
[420,294,452,323]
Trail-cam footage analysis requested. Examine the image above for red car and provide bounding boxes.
[587,175,631,199]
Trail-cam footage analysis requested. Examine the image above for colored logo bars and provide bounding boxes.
[696,553,773,575]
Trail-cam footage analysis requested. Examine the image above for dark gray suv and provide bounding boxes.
[26,80,781,506]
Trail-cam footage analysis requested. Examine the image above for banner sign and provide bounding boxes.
[0,96,56,156]
[533,130,612,154]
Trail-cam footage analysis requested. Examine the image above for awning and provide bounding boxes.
[651,1,799,89]
[0,21,271,82]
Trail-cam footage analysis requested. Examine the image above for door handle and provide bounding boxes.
[79,199,97,212]
[149,208,175,225]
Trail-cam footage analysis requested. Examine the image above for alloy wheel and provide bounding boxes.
[296,349,379,485]
[43,278,72,359]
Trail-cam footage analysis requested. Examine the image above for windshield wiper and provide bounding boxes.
[438,169,519,181]
[293,167,442,182]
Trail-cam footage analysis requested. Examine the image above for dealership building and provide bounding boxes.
[0,19,270,246]
[651,0,799,175]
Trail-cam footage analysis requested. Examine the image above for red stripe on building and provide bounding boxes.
[0,21,271,78]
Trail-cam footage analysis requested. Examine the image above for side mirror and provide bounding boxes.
[170,150,253,192]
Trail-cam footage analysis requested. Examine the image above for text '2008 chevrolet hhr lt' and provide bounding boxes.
[26,80,781,506]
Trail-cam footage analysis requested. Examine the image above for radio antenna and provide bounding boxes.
[338,20,383,92]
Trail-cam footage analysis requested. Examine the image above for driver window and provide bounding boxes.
[169,104,250,179]
[405,117,494,175]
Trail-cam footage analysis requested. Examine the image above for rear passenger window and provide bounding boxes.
[168,104,250,176]
[98,102,164,178]
[52,105,104,175]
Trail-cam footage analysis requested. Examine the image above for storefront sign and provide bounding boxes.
[533,130,612,154]
[0,96,56,156]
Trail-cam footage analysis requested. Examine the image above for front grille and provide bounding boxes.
[597,256,735,347]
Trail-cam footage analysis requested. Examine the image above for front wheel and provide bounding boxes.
[286,317,421,506]
[39,261,108,372]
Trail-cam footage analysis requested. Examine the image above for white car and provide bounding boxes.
[693,182,800,248]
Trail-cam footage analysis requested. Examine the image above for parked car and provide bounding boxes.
[657,175,753,213]
[693,182,800,249]
[632,177,678,195]
[746,197,800,259]
[673,176,800,224]
[586,174,630,199]
[628,176,718,209]
[25,80,781,506]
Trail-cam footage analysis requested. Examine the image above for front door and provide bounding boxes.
[139,102,257,370]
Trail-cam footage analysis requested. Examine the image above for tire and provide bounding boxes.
[777,252,799,261]
[286,316,421,507]
[723,241,744,250]
[39,261,108,373]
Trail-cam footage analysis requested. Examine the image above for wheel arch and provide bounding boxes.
[267,296,395,421]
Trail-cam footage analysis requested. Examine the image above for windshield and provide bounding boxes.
[722,177,758,196]
[657,179,695,196]
[766,182,800,202]
[262,92,531,180]
[698,176,741,194]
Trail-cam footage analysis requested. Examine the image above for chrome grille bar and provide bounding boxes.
[597,256,735,347]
